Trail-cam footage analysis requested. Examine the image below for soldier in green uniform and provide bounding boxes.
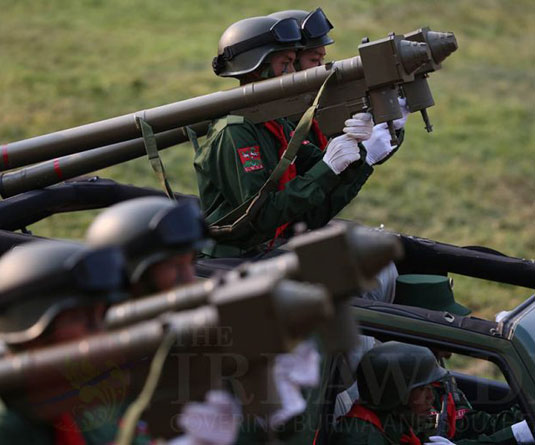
[394,274,528,443]
[330,341,533,445]
[86,196,207,296]
[196,15,386,259]
[0,240,152,444]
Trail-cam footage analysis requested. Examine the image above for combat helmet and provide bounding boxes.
[0,240,125,346]
[269,8,334,50]
[86,197,207,283]
[212,16,305,77]
[357,341,447,411]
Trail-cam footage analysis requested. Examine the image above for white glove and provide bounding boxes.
[424,436,456,444]
[343,112,374,142]
[174,390,241,445]
[393,97,410,130]
[269,340,320,428]
[322,134,361,175]
[512,420,535,444]
[362,123,398,165]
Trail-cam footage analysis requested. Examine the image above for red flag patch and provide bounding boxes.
[237,145,264,172]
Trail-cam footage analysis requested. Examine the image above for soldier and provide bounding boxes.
[0,240,152,444]
[330,342,533,444]
[394,274,527,442]
[197,15,382,258]
[86,196,207,296]
[268,8,335,150]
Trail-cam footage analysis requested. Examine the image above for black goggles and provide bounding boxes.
[221,18,302,61]
[126,200,207,257]
[302,8,333,40]
[0,246,125,307]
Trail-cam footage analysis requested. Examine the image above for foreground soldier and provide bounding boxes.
[196,15,375,258]
[330,342,533,445]
[86,196,207,296]
[0,241,152,444]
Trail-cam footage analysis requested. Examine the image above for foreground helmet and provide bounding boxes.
[86,197,207,283]
[357,341,447,411]
[0,240,125,345]
[269,8,334,50]
[212,16,304,77]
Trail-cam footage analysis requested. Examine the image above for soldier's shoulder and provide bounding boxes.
[210,115,250,133]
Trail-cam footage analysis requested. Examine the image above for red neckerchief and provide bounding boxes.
[264,121,296,242]
[54,413,86,445]
[311,119,328,150]
[346,404,421,445]
[431,383,457,438]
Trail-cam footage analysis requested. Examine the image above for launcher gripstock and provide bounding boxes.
[0,28,458,198]
[0,274,330,417]
[106,222,403,353]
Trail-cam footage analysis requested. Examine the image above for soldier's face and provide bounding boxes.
[146,251,196,292]
[270,50,297,76]
[297,46,326,70]
[408,384,434,415]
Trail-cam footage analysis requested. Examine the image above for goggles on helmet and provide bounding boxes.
[220,17,302,62]
[0,246,125,307]
[301,8,333,40]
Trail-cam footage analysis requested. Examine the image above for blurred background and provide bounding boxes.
[1,0,534,326]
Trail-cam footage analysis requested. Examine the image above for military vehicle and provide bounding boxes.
[0,23,533,442]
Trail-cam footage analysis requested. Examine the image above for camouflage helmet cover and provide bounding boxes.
[0,240,125,345]
[86,197,207,283]
[268,8,334,49]
[213,16,305,77]
[357,341,447,411]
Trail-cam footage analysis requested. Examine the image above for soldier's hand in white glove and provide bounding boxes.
[322,134,361,175]
[424,436,456,444]
[343,112,374,142]
[362,123,400,166]
[393,97,410,130]
[511,420,535,444]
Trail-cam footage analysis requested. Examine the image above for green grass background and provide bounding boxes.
[1,0,534,335]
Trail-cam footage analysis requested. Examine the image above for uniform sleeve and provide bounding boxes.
[301,146,374,230]
[455,426,517,444]
[454,404,526,441]
[202,122,342,237]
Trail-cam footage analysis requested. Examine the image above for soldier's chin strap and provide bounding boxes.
[135,112,177,201]
[209,68,337,240]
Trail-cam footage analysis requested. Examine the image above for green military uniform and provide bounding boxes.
[194,115,373,257]
[330,408,518,444]
[0,402,152,444]
[431,382,524,443]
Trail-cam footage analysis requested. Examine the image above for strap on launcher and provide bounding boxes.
[135,113,176,201]
[209,68,338,240]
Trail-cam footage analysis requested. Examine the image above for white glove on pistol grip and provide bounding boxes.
[322,112,373,175]
[343,112,374,142]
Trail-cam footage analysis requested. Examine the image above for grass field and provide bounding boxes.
[1,0,534,330]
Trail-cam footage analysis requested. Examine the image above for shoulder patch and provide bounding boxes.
[237,145,264,172]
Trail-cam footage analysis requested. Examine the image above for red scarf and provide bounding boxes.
[264,121,297,241]
[430,384,457,439]
[54,413,86,445]
[311,119,328,150]
[346,404,421,445]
